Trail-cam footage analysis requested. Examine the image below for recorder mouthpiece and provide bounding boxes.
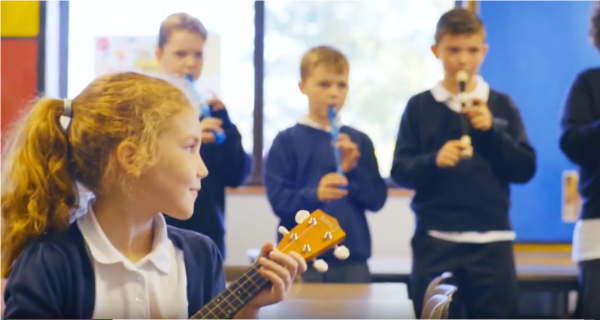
[456,70,468,93]
[456,70,469,83]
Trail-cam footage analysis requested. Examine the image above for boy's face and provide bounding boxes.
[299,65,349,119]
[431,32,488,82]
[156,30,205,80]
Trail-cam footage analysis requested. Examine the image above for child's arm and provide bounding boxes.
[479,95,536,183]
[345,136,388,212]
[204,109,253,188]
[3,245,67,319]
[560,72,600,166]
[264,133,322,220]
[390,98,439,189]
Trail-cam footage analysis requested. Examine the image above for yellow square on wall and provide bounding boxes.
[1,1,40,38]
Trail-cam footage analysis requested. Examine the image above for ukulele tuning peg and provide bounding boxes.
[334,245,350,260]
[313,259,328,273]
[295,210,311,224]
[277,226,289,236]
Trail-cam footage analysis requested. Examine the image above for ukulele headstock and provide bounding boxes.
[276,209,349,273]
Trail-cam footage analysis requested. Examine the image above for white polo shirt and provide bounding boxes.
[572,218,600,262]
[77,206,189,319]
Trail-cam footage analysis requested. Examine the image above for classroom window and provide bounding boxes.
[262,0,454,177]
[66,0,458,183]
[67,0,256,152]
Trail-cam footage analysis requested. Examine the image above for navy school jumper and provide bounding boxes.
[264,124,388,263]
[3,223,225,319]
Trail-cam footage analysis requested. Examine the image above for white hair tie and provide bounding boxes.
[63,98,73,117]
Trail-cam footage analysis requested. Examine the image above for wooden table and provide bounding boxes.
[246,250,578,317]
[259,283,415,319]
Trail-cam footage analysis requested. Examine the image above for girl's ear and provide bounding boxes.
[115,141,141,177]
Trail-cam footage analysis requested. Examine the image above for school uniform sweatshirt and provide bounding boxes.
[390,89,536,234]
[165,107,253,257]
[560,68,600,221]
[560,68,600,263]
[263,124,388,263]
[2,224,224,319]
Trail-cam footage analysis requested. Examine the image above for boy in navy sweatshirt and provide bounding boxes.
[390,8,536,318]
[155,13,253,259]
[559,4,600,318]
[263,46,388,283]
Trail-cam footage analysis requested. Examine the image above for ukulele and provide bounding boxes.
[190,209,350,319]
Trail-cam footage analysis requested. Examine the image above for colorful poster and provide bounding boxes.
[93,35,221,97]
[562,170,581,223]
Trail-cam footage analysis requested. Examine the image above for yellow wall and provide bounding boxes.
[1,1,40,38]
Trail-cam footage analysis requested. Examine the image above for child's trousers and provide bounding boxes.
[410,233,519,319]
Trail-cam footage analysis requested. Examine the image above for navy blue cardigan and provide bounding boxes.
[3,222,226,319]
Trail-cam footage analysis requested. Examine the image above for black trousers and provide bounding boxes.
[410,233,519,319]
[302,260,371,283]
[574,259,600,319]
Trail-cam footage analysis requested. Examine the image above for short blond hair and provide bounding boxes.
[300,45,349,81]
[158,13,208,49]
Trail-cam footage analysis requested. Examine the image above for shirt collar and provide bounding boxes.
[70,187,95,223]
[430,75,490,112]
[298,115,343,132]
[77,202,172,273]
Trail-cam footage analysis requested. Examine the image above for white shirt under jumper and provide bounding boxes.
[77,204,189,319]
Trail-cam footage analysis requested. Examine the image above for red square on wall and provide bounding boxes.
[1,39,39,141]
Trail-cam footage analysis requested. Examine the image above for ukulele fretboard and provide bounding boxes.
[190,263,269,319]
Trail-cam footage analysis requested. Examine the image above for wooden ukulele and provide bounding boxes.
[190,209,350,319]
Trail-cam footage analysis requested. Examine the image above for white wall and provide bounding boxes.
[224,193,414,265]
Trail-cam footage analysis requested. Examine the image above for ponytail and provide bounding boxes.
[1,98,77,278]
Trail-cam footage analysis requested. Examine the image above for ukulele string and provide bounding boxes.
[198,223,318,318]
